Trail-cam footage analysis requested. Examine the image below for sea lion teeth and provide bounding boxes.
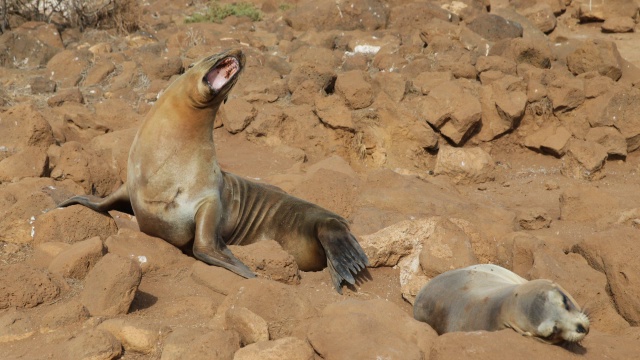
[413,264,590,345]
[206,56,240,91]
[57,49,369,293]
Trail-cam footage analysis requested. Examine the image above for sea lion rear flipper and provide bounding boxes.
[57,184,130,212]
[193,201,256,279]
[317,218,369,294]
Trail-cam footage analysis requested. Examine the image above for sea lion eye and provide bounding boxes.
[188,63,195,69]
[561,294,570,311]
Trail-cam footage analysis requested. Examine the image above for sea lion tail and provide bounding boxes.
[317,218,369,294]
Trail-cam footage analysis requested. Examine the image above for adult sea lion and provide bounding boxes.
[413,264,590,344]
[58,49,369,293]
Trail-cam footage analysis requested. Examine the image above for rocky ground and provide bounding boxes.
[2,0,640,358]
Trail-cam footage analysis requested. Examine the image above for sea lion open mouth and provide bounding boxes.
[205,56,241,92]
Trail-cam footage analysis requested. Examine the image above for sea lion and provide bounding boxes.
[58,49,369,293]
[413,264,590,344]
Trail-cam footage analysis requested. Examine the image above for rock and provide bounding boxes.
[47,87,84,107]
[80,253,142,316]
[98,318,163,354]
[233,337,315,360]
[477,75,527,141]
[287,63,335,95]
[306,299,436,359]
[0,263,61,309]
[30,76,56,94]
[139,54,183,81]
[578,0,639,22]
[602,16,636,33]
[495,232,545,275]
[475,56,517,76]
[418,80,482,145]
[223,98,255,134]
[559,184,619,223]
[0,309,35,343]
[520,3,557,33]
[84,59,117,86]
[600,88,640,152]
[420,37,477,79]
[547,77,585,112]
[30,241,70,268]
[62,329,122,360]
[49,141,121,197]
[523,125,572,156]
[467,14,523,41]
[434,146,495,185]
[572,226,640,326]
[419,218,478,278]
[314,95,355,131]
[0,103,55,154]
[359,218,437,268]
[40,300,90,333]
[388,2,453,30]
[46,49,91,87]
[431,328,624,359]
[411,71,453,95]
[566,39,623,81]
[216,278,317,339]
[105,229,188,274]
[33,205,118,244]
[244,104,286,138]
[48,236,104,279]
[0,147,48,182]
[516,207,551,230]
[335,70,374,110]
[228,240,300,285]
[161,328,240,360]
[0,23,62,69]
[0,178,82,244]
[561,139,608,181]
[373,71,406,102]
[190,261,245,296]
[284,0,387,31]
[89,128,137,183]
[224,306,269,345]
[490,38,552,69]
[586,127,627,157]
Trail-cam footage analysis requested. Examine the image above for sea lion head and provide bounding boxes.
[512,280,590,344]
[183,49,246,108]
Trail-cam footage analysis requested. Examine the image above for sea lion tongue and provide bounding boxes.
[206,57,240,91]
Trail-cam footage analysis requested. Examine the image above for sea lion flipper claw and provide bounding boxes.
[194,200,256,279]
[317,218,369,292]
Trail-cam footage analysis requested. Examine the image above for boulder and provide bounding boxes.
[0,263,61,309]
[418,80,482,145]
[233,337,314,360]
[80,254,142,316]
[566,39,623,81]
[434,146,495,185]
[48,236,105,279]
[561,139,608,181]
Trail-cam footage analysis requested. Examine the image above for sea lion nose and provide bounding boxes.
[576,324,588,334]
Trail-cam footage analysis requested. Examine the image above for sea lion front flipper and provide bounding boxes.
[317,218,369,294]
[57,184,130,212]
[193,200,256,279]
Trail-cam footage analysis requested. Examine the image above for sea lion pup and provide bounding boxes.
[413,264,590,344]
[58,49,369,293]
